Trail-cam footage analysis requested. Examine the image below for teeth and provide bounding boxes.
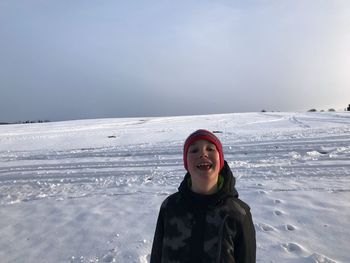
[197,163,212,169]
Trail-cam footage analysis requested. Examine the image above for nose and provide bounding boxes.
[199,148,208,158]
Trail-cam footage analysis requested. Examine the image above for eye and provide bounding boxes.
[188,147,198,154]
[207,146,216,151]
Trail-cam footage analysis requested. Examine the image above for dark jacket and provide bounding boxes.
[150,161,256,263]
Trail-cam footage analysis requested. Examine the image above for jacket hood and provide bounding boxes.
[178,160,239,202]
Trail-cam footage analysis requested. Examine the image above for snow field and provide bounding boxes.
[0,112,349,262]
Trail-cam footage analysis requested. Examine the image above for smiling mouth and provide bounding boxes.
[196,163,213,171]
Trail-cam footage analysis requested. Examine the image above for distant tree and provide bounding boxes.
[261,109,266,112]
[308,109,317,112]
[347,104,350,111]
[328,108,335,112]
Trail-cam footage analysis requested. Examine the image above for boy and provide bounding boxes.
[151,129,256,262]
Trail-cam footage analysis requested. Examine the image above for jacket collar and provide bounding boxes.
[178,160,239,203]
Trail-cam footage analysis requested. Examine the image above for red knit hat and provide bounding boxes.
[183,129,224,171]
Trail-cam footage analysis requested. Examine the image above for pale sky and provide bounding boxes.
[1,0,349,122]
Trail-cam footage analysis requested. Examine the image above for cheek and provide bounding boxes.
[211,153,220,164]
[187,154,196,166]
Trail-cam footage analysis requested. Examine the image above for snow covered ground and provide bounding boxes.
[0,112,349,263]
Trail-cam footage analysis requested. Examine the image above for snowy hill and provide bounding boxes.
[0,112,349,263]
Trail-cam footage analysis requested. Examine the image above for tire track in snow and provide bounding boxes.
[1,121,349,205]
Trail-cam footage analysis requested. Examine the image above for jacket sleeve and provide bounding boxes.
[234,204,256,263]
[150,206,165,263]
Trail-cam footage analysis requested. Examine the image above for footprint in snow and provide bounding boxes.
[280,245,338,262]
[274,199,283,204]
[273,210,284,216]
[308,253,338,263]
[285,224,296,231]
[281,242,308,256]
[257,223,275,232]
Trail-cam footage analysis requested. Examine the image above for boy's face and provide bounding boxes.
[186,139,221,193]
